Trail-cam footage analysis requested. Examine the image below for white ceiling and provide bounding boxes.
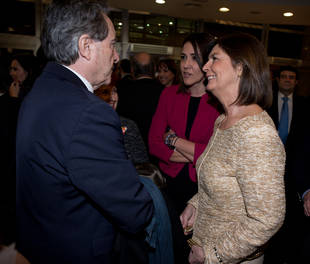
[108,0,310,26]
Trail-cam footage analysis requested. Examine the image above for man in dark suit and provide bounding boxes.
[117,53,164,150]
[117,58,133,87]
[116,58,133,115]
[287,98,310,261]
[15,1,154,264]
[265,66,308,264]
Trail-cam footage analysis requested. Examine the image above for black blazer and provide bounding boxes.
[16,62,154,264]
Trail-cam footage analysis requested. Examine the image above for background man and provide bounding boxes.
[265,66,308,264]
[15,1,154,263]
[117,52,163,151]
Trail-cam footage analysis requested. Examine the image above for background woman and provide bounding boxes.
[148,33,219,264]
[95,84,150,165]
[8,53,38,100]
[149,33,219,215]
[181,32,286,264]
[157,58,179,88]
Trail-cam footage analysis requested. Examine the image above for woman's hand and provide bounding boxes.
[180,204,196,235]
[9,81,21,97]
[189,245,205,264]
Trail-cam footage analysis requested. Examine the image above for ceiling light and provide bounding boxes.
[283,12,293,17]
[219,7,230,12]
[155,0,165,4]
[169,21,174,25]
[118,22,122,26]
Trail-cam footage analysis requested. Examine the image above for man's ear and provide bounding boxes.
[78,34,93,60]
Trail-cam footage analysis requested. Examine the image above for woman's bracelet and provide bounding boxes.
[213,247,223,263]
[164,133,177,149]
[172,136,179,147]
[187,238,200,248]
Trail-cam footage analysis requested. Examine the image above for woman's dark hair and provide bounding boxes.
[208,32,272,109]
[10,53,39,88]
[157,59,179,85]
[178,33,215,93]
[11,53,36,77]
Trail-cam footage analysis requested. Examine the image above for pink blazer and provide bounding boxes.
[148,84,219,182]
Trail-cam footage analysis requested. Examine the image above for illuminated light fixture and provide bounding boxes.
[283,12,293,17]
[158,23,162,26]
[169,21,174,25]
[159,30,163,34]
[118,22,122,26]
[155,0,165,4]
[219,7,230,12]
[146,24,150,27]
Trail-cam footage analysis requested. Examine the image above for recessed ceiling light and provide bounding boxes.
[155,0,165,4]
[283,12,293,17]
[219,7,230,12]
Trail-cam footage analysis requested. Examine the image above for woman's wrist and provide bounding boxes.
[164,133,178,149]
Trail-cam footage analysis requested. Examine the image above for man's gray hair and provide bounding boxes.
[41,0,109,65]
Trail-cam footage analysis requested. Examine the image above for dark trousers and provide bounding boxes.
[161,167,197,264]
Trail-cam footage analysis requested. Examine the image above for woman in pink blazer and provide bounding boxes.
[149,33,220,215]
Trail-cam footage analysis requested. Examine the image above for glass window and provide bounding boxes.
[204,22,262,40]
[268,30,304,59]
[0,1,35,36]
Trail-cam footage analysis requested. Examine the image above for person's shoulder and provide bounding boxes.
[161,84,180,96]
[120,116,137,127]
[293,93,309,106]
[236,111,280,140]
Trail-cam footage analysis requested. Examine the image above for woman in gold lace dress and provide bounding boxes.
[180,32,286,264]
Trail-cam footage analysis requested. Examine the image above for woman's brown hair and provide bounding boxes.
[208,32,272,109]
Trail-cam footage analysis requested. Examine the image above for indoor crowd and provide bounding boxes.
[0,0,309,264]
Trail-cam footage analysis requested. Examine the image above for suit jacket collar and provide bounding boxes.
[43,62,89,92]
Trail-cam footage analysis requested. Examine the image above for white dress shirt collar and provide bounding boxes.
[63,65,94,93]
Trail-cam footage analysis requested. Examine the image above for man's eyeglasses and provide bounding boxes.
[280,74,296,80]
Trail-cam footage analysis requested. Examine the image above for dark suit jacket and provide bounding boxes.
[285,96,310,261]
[16,62,154,264]
[286,96,310,197]
[267,90,306,147]
[267,90,308,214]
